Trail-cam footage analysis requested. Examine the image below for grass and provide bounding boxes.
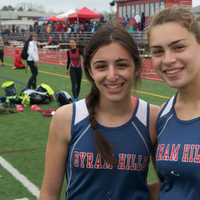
[0,56,175,199]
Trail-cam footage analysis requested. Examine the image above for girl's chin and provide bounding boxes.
[165,79,184,89]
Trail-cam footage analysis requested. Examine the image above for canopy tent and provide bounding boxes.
[56,9,76,18]
[68,7,102,20]
[47,16,65,22]
[37,16,49,21]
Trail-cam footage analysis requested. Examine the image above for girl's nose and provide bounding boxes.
[163,50,176,64]
[107,65,118,79]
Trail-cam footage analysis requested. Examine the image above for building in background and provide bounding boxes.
[0,10,55,32]
[116,0,192,19]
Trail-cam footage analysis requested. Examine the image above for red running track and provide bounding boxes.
[5,46,161,81]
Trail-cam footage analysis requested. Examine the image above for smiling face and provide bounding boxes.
[149,22,200,89]
[89,42,135,103]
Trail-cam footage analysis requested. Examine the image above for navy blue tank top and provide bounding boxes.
[66,98,153,200]
[156,96,200,200]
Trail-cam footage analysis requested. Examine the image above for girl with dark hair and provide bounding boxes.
[148,6,200,200]
[40,23,159,200]
[66,39,83,101]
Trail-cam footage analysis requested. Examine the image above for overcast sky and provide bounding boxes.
[1,0,200,13]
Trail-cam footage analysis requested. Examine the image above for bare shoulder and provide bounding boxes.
[149,104,161,145]
[49,104,73,142]
[53,103,73,122]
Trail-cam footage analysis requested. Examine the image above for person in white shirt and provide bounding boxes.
[135,13,141,31]
[26,33,39,89]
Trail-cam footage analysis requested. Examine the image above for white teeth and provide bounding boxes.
[105,83,123,89]
[106,85,120,89]
[165,68,181,74]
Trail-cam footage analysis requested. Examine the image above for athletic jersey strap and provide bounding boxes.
[73,99,88,126]
[157,96,175,138]
[135,98,149,127]
[160,96,175,118]
[73,98,149,127]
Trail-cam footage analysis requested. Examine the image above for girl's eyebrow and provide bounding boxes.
[168,39,186,47]
[115,58,129,62]
[92,60,106,65]
[150,39,186,49]
[92,58,129,65]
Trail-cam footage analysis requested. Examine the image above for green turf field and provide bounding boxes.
[0,57,175,199]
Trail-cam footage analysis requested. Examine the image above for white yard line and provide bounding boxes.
[0,156,40,198]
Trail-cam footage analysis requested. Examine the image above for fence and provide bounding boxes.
[2,31,148,51]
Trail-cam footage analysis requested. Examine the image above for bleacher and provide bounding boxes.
[2,31,149,55]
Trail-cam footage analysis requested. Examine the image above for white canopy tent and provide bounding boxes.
[56,9,76,18]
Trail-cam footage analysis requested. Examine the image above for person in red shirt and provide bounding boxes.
[13,48,25,69]
[66,39,83,101]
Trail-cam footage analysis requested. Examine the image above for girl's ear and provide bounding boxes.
[134,60,142,78]
[135,68,142,79]
[88,67,94,80]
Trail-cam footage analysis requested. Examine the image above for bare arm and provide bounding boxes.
[66,51,70,70]
[80,54,84,70]
[39,104,72,200]
[148,104,160,200]
[149,182,160,200]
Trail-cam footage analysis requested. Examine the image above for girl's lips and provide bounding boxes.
[104,82,124,89]
[162,67,184,76]
[103,82,125,94]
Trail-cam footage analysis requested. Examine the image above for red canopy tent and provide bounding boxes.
[68,7,102,20]
[47,16,65,22]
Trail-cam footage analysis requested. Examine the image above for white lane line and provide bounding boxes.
[0,156,40,198]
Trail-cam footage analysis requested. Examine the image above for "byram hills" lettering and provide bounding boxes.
[156,144,200,163]
[73,151,149,171]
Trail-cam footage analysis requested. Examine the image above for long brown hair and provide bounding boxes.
[84,23,142,165]
[147,6,200,44]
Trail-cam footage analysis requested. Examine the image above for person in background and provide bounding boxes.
[39,23,159,200]
[148,6,200,200]
[47,35,53,45]
[0,36,4,66]
[13,48,25,69]
[26,33,39,89]
[66,39,83,101]
[135,13,141,31]
[141,12,146,31]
